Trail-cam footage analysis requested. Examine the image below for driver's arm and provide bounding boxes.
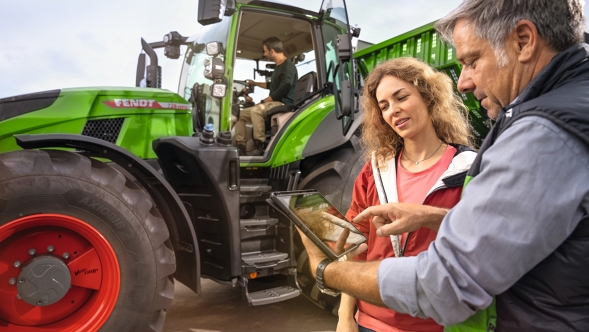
[247,80,267,89]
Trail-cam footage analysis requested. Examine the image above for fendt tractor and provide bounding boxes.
[0,0,489,331]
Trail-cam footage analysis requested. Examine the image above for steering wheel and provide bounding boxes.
[233,80,254,97]
[232,80,256,108]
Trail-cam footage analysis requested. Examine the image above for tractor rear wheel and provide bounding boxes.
[0,150,175,332]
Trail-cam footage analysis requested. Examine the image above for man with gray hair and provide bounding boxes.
[297,0,589,330]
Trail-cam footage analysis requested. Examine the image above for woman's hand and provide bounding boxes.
[337,292,359,332]
[336,316,359,332]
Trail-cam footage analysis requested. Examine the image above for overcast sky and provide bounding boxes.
[1,0,587,98]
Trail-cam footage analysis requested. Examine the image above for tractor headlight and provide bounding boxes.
[206,42,224,56]
[211,82,227,98]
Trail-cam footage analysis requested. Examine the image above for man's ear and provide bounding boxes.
[513,20,538,62]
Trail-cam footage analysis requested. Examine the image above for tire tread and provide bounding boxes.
[0,150,175,332]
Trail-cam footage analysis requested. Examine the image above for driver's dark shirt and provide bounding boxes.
[269,59,298,105]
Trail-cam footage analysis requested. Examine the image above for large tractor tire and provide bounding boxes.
[0,150,175,332]
[295,133,365,314]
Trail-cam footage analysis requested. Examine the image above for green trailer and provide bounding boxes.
[354,21,491,145]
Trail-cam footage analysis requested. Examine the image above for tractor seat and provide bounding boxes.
[265,71,317,136]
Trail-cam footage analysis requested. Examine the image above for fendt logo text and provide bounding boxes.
[103,99,191,110]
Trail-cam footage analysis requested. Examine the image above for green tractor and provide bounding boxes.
[0,1,365,330]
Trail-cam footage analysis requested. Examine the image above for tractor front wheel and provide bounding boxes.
[0,150,175,331]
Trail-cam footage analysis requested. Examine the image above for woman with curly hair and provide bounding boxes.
[337,57,476,332]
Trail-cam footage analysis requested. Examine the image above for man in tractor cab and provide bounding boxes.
[234,36,298,156]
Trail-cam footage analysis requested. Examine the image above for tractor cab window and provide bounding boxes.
[180,16,231,134]
[233,49,316,104]
[233,11,317,106]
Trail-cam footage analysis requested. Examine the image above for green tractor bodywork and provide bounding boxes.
[0,0,491,330]
[0,87,192,157]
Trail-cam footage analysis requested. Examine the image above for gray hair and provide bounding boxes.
[435,0,585,66]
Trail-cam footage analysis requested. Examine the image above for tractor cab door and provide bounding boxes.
[319,0,357,135]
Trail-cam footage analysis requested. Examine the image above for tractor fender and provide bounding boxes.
[14,133,201,295]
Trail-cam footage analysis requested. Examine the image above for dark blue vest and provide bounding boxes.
[467,44,589,331]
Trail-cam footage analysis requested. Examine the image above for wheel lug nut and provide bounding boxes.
[36,299,45,306]
[18,278,26,284]
[16,294,22,300]
[8,278,16,286]
[28,248,36,256]
[47,245,55,253]
[62,252,70,260]
[13,261,21,268]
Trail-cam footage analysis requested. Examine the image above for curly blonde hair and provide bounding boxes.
[360,57,474,165]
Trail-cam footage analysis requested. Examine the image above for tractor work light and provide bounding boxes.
[204,57,225,80]
[206,42,224,56]
[164,45,181,59]
[163,31,184,59]
[211,82,227,98]
[163,31,182,45]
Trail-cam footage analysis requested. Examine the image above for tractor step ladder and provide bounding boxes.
[239,268,301,306]
[240,178,273,195]
[238,178,300,305]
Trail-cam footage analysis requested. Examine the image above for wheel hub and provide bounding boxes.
[0,203,120,329]
[16,254,72,306]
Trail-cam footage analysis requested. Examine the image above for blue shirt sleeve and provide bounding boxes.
[378,116,589,324]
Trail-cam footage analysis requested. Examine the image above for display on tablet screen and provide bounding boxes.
[272,191,366,256]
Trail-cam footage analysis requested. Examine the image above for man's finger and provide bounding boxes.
[371,215,390,231]
[353,206,383,223]
[335,228,350,254]
[346,243,368,258]
[375,222,406,237]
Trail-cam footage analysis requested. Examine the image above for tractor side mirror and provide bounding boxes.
[336,34,352,61]
[197,0,236,26]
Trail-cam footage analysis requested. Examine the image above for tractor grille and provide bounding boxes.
[81,118,124,144]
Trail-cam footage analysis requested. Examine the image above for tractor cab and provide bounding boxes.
[139,0,361,162]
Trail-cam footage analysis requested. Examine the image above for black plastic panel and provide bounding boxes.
[0,89,61,122]
[154,136,241,281]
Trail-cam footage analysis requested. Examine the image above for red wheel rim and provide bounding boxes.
[0,214,120,331]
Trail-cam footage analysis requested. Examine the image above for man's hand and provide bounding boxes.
[295,226,366,277]
[334,228,364,261]
[353,203,448,237]
[295,226,327,277]
[296,226,382,306]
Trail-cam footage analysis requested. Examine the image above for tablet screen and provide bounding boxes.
[273,192,366,255]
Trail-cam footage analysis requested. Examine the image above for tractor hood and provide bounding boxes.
[0,87,193,157]
[0,87,191,123]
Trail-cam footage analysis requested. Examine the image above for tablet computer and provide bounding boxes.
[269,190,367,260]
